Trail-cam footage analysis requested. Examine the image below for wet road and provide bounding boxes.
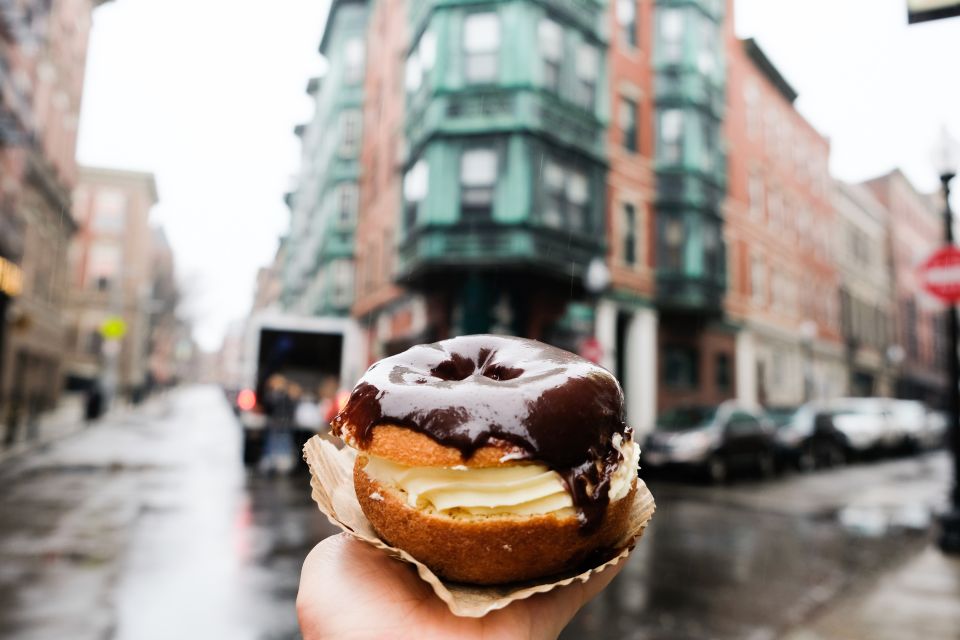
[0,386,950,639]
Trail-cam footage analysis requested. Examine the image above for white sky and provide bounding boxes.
[77,0,960,351]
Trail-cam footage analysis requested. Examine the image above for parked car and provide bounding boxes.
[925,410,948,450]
[890,400,932,451]
[641,402,777,483]
[769,404,847,471]
[825,398,898,455]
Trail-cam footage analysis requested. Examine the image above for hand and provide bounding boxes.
[297,533,625,640]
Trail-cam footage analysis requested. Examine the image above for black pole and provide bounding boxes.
[939,170,960,554]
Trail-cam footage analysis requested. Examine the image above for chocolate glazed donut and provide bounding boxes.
[333,335,631,531]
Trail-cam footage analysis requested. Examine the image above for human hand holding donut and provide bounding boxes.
[297,532,626,640]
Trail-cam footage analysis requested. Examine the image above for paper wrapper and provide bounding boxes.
[303,435,656,618]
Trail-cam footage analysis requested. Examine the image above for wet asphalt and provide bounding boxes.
[0,386,950,639]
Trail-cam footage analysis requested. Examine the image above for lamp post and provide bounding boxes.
[936,130,960,554]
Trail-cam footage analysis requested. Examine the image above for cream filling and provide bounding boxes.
[362,436,639,517]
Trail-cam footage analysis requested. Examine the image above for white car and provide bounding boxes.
[825,398,897,453]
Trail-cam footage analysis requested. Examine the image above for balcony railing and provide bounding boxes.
[406,87,604,160]
[397,222,602,283]
[655,271,725,312]
[409,0,605,38]
[655,69,726,117]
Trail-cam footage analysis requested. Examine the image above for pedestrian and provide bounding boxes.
[261,376,297,474]
[84,381,104,425]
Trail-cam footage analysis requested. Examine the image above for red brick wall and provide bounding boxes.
[724,34,840,345]
[353,0,406,322]
[605,0,656,298]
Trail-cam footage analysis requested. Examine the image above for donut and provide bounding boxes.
[332,335,639,585]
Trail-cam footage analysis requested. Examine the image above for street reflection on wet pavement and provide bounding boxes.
[0,387,948,639]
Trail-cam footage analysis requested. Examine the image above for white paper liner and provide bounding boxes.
[303,435,656,618]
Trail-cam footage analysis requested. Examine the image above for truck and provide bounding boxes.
[234,312,363,468]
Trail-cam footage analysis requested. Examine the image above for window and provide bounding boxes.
[343,38,365,84]
[339,110,361,156]
[539,18,563,93]
[330,259,354,307]
[663,345,699,389]
[336,183,358,228]
[406,31,436,95]
[659,109,683,163]
[617,0,637,47]
[86,242,121,287]
[460,147,498,221]
[749,172,764,219]
[697,17,718,74]
[659,216,684,271]
[463,13,500,83]
[403,159,428,230]
[715,353,731,392]
[92,189,126,233]
[659,8,683,62]
[703,222,721,277]
[574,42,598,109]
[541,158,590,233]
[620,97,638,152]
[751,255,767,306]
[744,82,760,140]
[622,203,637,266]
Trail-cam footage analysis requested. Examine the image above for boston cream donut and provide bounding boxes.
[332,335,639,585]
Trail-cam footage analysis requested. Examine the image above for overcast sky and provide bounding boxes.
[76,0,960,351]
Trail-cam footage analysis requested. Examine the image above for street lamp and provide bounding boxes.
[935,127,960,554]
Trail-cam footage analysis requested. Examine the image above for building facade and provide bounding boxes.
[65,167,158,399]
[866,169,947,405]
[282,0,369,317]
[725,36,844,408]
[280,0,949,435]
[1,0,109,440]
[833,181,896,397]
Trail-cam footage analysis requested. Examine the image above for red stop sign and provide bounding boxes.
[580,337,603,364]
[919,245,960,303]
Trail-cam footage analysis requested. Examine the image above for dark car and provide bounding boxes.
[641,402,777,483]
[770,404,847,471]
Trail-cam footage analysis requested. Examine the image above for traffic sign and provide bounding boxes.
[580,337,603,364]
[919,245,960,303]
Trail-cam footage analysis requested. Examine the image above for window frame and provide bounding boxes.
[463,12,501,85]
[459,146,499,222]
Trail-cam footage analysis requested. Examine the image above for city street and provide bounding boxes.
[0,386,951,640]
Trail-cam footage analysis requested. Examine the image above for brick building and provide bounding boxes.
[280,0,948,434]
[64,167,158,398]
[0,0,110,440]
[866,169,946,405]
[724,36,844,408]
[833,181,896,398]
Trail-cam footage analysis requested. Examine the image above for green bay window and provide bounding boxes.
[463,13,500,84]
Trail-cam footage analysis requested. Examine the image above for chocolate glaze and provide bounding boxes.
[332,335,632,531]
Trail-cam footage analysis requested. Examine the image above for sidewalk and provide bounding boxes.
[0,393,110,465]
[786,545,960,640]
